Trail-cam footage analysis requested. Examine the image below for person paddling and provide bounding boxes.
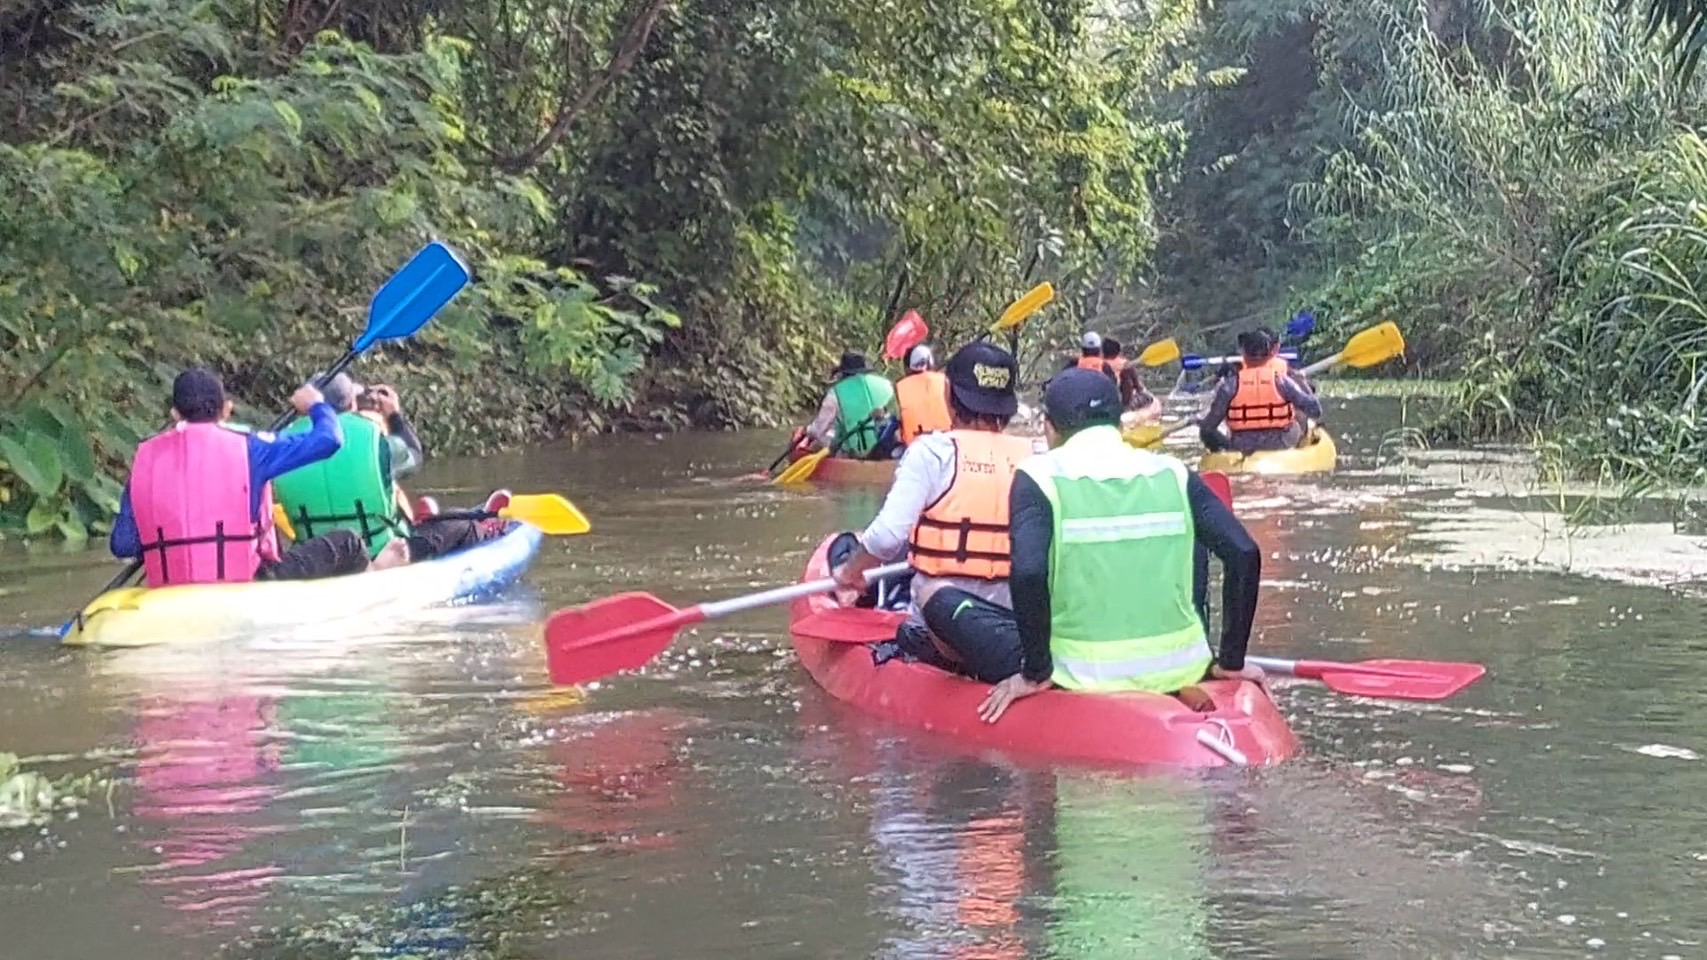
[805,351,897,460]
[948,369,1265,723]
[1100,336,1162,423]
[894,344,952,446]
[1198,328,1323,455]
[109,368,406,584]
[832,342,1037,666]
[273,373,503,564]
[1065,332,1113,376]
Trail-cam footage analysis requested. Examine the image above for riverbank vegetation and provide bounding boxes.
[3,0,1706,539]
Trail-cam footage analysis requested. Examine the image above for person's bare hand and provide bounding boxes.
[978,673,1051,724]
[1211,662,1266,684]
[368,384,401,417]
[290,384,324,414]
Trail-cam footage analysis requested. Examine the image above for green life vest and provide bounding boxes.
[1017,424,1211,693]
[1047,773,1211,959]
[272,411,408,557]
[830,372,896,458]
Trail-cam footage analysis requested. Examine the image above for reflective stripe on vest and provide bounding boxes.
[272,412,407,557]
[895,370,952,445]
[131,422,272,587]
[908,431,1035,580]
[1018,425,1211,694]
[830,372,896,457]
[1227,356,1295,432]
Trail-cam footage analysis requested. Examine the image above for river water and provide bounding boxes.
[1,395,1704,959]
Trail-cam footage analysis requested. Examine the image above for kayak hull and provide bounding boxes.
[810,456,898,486]
[1197,429,1337,476]
[788,536,1300,768]
[63,522,544,648]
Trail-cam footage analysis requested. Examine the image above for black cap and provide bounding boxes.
[314,371,364,411]
[944,341,1019,418]
[831,352,871,379]
[171,368,226,422]
[1101,337,1123,359]
[1237,328,1276,359]
[1043,368,1122,432]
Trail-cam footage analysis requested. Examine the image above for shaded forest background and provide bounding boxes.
[2,0,1705,538]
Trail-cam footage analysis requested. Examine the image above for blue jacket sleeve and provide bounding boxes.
[248,403,344,486]
[1279,376,1324,421]
[109,483,140,559]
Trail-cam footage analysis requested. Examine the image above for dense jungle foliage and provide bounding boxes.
[2,0,1705,539]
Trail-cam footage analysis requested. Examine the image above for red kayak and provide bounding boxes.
[788,536,1300,768]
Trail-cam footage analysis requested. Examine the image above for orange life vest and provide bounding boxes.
[1075,355,1110,376]
[908,431,1035,580]
[1227,355,1296,432]
[895,370,952,445]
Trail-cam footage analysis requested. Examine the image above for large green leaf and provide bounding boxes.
[58,424,98,485]
[0,435,53,497]
[22,433,64,498]
[25,498,58,536]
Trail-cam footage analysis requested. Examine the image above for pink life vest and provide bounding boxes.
[130,422,278,587]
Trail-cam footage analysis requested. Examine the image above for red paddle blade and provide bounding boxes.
[790,608,897,644]
[1201,470,1232,508]
[1303,658,1485,701]
[883,310,928,360]
[544,593,689,686]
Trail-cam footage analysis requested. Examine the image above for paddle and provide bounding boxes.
[60,241,471,636]
[1299,320,1404,376]
[1136,338,1182,367]
[1246,656,1484,701]
[543,561,913,686]
[1283,311,1316,344]
[989,282,1055,334]
[883,309,929,361]
[1180,347,1299,371]
[415,493,591,536]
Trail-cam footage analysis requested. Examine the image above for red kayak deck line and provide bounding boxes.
[788,536,1301,768]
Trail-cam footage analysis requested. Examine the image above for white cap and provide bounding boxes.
[1081,332,1102,351]
[906,344,934,371]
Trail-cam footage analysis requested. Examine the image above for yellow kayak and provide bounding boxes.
[63,524,543,648]
[1198,429,1338,476]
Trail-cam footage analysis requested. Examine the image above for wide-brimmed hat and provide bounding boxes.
[830,351,871,379]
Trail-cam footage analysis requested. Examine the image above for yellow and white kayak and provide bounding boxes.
[1197,429,1338,476]
[63,523,543,648]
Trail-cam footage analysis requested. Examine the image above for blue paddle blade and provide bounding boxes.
[1181,354,1205,370]
[1284,310,1315,342]
[357,241,472,351]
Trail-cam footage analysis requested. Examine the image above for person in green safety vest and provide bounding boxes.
[273,373,503,566]
[925,368,1266,723]
[805,352,898,460]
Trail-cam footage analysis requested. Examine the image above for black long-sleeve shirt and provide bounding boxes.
[1009,470,1261,683]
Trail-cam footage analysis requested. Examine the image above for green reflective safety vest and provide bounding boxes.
[1047,772,1212,959]
[830,372,896,458]
[272,411,409,557]
[1017,424,1211,693]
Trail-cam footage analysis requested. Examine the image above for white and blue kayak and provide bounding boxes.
[62,523,543,648]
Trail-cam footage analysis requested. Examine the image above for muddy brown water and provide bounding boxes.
[2,395,1705,958]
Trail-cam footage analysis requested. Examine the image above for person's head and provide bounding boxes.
[1042,368,1122,447]
[1101,337,1123,361]
[906,344,935,373]
[1236,328,1277,363]
[170,368,232,424]
[943,341,1019,431]
[316,372,364,412]
[1080,331,1103,357]
[831,351,871,381]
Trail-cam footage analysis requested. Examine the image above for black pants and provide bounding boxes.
[917,588,1024,684]
[1201,422,1306,454]
[406,519,499,562]
[256,530,368,581]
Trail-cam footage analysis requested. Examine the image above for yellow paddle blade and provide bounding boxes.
[774,447,829,484]
[271,502,297,542]
[990,282,1055,332]
[1137,338,1180,367]
[502,493,591,535]
[1121,423,1166,449]
[1340,321,1406,369]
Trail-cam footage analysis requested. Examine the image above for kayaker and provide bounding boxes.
[831,342,1037,665]
[894,344,952,446]
[967,369,1266,723]
[109,368,406,585]
[273,373,505,564]
[805,351,898,460]
[354,382,424,479]
[1064,333,1113,376]
[1198,328,1323,455]
[1102,336,1162,422]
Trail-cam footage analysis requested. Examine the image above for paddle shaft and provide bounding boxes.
[1249,656,1429,680]
[88,351,365,599]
